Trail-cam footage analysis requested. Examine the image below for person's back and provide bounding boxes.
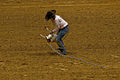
[52,15,68,33]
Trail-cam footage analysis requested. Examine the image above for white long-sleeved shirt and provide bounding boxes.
[52,15,68,32]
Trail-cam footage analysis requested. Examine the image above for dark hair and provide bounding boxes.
[45,10,56,21]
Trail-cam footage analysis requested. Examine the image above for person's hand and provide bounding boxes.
[50,31,53,34]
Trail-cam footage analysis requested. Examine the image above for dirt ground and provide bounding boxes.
[0,0,120,80]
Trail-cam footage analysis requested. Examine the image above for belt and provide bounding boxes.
[60,25,68,30]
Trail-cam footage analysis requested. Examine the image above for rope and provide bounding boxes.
[48,43,106,68]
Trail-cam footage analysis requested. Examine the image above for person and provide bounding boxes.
[45,10,69,55]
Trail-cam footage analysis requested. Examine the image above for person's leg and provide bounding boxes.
[60,39,66,54]
[56,26,69,54]
[56,32,64,50]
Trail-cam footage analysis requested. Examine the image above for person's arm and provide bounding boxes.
[51,21,60,33]
[52,26,59,32]
[50,16,62,33]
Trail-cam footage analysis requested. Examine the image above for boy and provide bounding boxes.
[45,10,69,55]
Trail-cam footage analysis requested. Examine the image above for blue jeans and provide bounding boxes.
[56,25,69,54]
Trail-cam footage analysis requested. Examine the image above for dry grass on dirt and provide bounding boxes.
[0,0,120,80]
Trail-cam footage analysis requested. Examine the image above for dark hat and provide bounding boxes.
[45,10,56,21]
[50,10,56,14]
[45,11,55,21]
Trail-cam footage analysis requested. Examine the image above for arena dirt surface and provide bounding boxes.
[0,0,120,80]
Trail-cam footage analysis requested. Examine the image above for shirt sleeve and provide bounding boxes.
[52,24,60,32]
[52,19,61,33]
